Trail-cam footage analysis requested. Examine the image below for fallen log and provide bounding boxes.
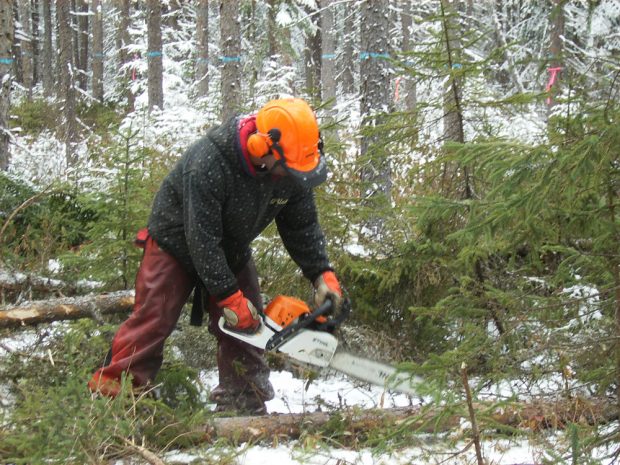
[206,407,440,444]
[0,291,134,328]
[0,268,98,298]
[205,398,617,444]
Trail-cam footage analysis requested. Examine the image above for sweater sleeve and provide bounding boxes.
[183,161,239,299]
[275,187,332,282]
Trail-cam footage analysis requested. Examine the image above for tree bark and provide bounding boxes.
[195,0,209,98]
[400,0,416,112]
[359,0,391,234]
[547,0,565,108]
[0,291,134,328]
[147,0,163,111]
[205,398,617,444]
[91,0,104,101]
[0,0,13,171]
[0,269,100,299]
[17,0,33,100]
[57,0,78,167]
[115,0,134,112]
[303,3,321,101]
[30,0,39,86]
[339,0,356,96]
[320,0,335,105]
[440,0,464,146]
[77,0,89,91]
[41,0,53,97]
[219,0,241,120]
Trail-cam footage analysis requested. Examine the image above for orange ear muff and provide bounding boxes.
[247,132,271,157]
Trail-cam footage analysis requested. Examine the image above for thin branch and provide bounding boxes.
[120,437,166,465]
[0,184,54,243]
[461,363,484,465]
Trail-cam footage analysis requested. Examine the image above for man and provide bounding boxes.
[88,98,342,415]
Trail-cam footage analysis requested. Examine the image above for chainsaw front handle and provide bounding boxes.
[265,297,350,351]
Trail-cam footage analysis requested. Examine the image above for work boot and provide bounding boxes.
[209,385,270,416]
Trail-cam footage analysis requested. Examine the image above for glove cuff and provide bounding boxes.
[217,289,243,308]
[315,271,342,294]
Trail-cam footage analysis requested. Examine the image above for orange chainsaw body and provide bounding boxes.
[264,295,326,327]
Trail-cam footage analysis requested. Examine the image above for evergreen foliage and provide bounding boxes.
[60,125,169,290]
[1,0,620,462]
[0,320,208,464]
[0,173,95,274]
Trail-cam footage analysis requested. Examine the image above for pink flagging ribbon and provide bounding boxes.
[394,77,401,102]
[546,67,562,105]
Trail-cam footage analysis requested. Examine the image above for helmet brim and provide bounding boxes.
[282,156,328,188]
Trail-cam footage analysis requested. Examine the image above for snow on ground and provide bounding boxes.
[178,368,615,465]
[1,328,615,464]
[199,369,417,414]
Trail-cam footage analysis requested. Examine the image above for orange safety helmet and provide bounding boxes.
[247,98,327,187]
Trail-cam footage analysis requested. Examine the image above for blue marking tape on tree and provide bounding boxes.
[359,52,390,60]
[0,58,14,64]
[322,53,336,59]
[147,51,162,58]
[219,56,241,62]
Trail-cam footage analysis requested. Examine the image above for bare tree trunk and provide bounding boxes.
[91,0,104,100]
[41,0,53,97]
[57,0,78,168]
[400,0,416,112]
[359,0,391,233]
[77,0,89,91]
[18,0,33,100]
[31,0,40,86]
[219,0,241,120]
[339,1,356,96]
[547,0,565,107]
[303,3,321,100]
[0,0,14,171]
[320,0,335,105]
[195,0,209,98]
[439,0,470,200]
[147,0,163,111]
[440,0,464,145]
[71,0,79,74]
[115,0,134,112]
[267,0,277,57]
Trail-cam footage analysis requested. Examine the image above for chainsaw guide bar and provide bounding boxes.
[218,296,420,396]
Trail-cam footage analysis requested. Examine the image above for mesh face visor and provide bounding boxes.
[279,154,328,188]
[270,135,328,188]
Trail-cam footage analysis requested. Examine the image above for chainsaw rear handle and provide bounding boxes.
[265,297,350,351]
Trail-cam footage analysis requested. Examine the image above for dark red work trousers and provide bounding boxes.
[90,235,270,398]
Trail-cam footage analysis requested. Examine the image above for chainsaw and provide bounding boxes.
[218,295,421,396]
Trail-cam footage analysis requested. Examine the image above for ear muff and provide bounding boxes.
[247,132,271,157]
[247,129,285,159]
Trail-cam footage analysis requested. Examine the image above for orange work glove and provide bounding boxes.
[217,290,261,333]
[313,271,343,311]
